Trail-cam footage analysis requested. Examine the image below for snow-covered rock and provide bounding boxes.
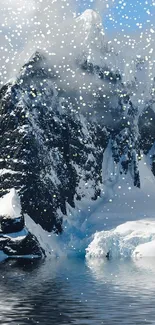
[76,9,102,27]
[0,189,44,261]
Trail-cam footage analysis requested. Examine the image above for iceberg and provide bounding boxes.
[86,219,155,259]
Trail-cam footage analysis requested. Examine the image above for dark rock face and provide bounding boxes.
[111,126,141,188]
[139,106,155,154]
[1,214,24,234]
[0,216,44,260]
[2,233,44,258]
[0,51,155,234]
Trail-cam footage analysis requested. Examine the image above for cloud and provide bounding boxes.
[0,0,155,105]
[0,0,78,84]
[0,0,36,84]
[94,0,115,14]
[0,0,36,26]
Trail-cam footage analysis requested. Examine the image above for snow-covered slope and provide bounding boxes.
[75,9,105,57]
[0,10,155,259]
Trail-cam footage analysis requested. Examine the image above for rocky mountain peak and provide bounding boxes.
[76,9,102,29]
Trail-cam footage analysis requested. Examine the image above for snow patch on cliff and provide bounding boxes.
[0,189,21,219]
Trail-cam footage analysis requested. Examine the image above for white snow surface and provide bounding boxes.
[0,188,22,219]
[76,9,102,29]
[0,169,19,176]
[86,219,155,259]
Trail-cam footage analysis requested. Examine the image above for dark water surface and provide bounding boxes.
[0,257,155,324]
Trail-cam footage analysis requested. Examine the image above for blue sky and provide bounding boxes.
[78,0,155,34]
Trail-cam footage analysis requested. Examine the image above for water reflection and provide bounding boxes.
[0,258,97,325]
[86,257,155,293]
[0,258,155,324]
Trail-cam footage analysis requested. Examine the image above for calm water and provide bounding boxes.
[0,257,155,324]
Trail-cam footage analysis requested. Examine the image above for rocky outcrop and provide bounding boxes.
[0,189,44,261]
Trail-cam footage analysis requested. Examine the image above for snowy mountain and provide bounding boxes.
[0,10,155,258]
